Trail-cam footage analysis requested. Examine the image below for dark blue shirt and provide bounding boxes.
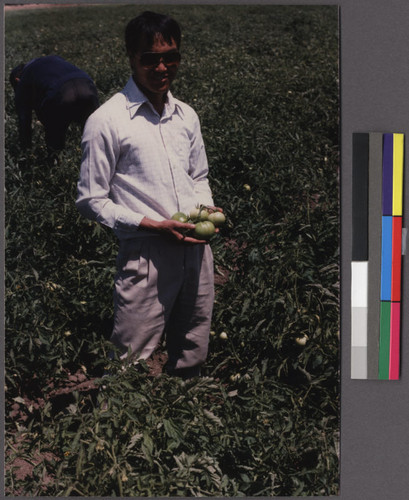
[16,55,93,109]
[14,55,95,146]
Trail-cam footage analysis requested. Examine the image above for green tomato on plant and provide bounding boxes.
[295,335,309,346]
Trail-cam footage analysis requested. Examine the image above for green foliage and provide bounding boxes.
[5,4,339,496]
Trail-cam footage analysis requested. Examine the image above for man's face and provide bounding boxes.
[130,34,180,98]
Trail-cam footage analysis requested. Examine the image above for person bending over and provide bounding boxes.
[10,55,99,151]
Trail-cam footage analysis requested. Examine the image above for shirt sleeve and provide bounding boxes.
[188,111,214,207]
[76,109,145,233]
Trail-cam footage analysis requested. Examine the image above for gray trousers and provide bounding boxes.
[110,236,214,377]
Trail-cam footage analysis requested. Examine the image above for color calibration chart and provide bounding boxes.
[351,132,406,380]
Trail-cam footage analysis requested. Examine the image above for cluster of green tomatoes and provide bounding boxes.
[171,205,226,240]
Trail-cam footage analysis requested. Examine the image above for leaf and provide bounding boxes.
[163,418,184,442]
[203,409,223,427]
[13,396,26,405]
[127,432,142,450]
[142,432,154,463]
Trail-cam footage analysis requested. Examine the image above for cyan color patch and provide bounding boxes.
[380,216,392,301]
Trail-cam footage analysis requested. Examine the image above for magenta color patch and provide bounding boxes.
[389,302,401,380]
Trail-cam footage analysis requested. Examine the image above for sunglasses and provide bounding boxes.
[140,51,181,68]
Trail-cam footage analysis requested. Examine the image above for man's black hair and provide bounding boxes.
[125,11,181,56]
[9,63,26,90]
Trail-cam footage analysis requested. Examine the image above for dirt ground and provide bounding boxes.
[4,3,83,11]
[5,349,168,494]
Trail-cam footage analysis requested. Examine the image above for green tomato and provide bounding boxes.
[198,209,209,221]
[207,211,226,227]
[171,212,188,223]
[194,221,215,240]
[189,207,209,221]
[189,207,201,220]
[295,335,308,346]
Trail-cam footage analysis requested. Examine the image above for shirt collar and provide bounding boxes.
[122,76,182,119]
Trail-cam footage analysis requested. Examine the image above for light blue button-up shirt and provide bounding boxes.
[76,77,214,239]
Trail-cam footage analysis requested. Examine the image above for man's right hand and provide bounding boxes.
[139,217,207,244]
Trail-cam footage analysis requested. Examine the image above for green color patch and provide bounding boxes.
[378,301,391,379]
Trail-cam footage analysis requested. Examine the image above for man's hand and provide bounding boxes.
[140,217,207,243]
[207,206,223,213]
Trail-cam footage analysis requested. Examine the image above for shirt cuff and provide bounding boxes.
[112,211,145,232]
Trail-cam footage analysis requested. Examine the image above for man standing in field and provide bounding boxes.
[10,55,99,152]
[76,11,217,378]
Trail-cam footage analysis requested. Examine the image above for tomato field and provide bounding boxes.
[4,4,340,496]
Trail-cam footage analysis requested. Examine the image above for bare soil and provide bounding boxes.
[5,349,168,493]
[5,3,83,11]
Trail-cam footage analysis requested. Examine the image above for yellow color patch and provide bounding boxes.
[392,133,404,216]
